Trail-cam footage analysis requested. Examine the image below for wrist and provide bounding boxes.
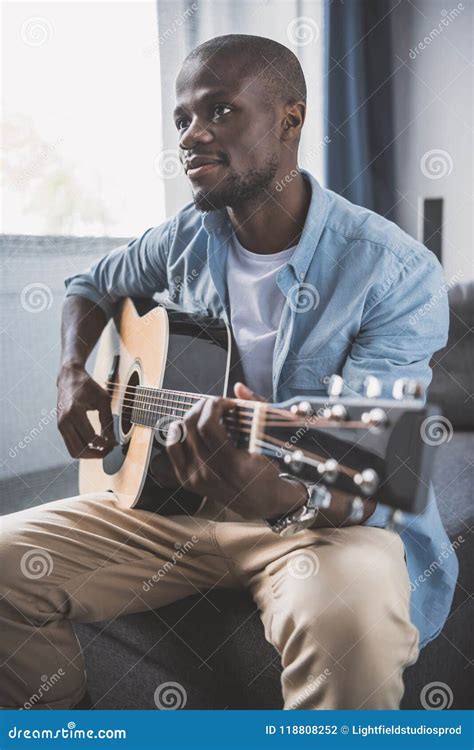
[57,361,87,386]
[60,360,86,373]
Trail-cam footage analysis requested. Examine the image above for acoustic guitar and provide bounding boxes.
[79,297,440,519]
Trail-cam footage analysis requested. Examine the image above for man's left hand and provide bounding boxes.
[165,383,376,525]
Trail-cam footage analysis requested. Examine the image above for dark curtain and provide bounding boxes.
[324,0,398,220]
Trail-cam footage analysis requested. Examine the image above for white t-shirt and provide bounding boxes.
[226,232,296,400]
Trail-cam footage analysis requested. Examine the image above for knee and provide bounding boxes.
[0,512,55,617]
[282,541,412,652]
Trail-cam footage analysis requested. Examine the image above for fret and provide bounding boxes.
[129,386,222,429]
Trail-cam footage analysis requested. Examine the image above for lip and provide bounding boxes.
[185,161,223,179]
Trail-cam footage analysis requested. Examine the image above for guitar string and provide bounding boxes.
[104,386,266,415]
[256,434,356,478]
[97,386,367,430]
[103,381,295,419]
[103,387,354,428]
[101,395,366,430]
[103,401,366,432]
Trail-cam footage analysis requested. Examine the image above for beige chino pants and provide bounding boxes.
[0,492,419,710]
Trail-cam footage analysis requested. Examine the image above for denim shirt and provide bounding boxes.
[64,170,458,648]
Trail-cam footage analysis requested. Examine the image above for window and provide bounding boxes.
[2,1,165,237]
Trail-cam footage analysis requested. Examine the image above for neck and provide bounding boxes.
[226,170,311,254]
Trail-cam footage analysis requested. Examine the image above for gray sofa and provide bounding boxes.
[1,235,472,709]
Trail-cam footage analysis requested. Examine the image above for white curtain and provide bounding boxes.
[156,0,324,216]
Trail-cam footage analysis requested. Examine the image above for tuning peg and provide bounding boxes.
[348,496,365,523]
[386,509,405,532]
[283,450,304,473]
[290,400,313,417]
[392,378,424,400]
[353,468,379,495]
[322,403,348,421]
[317,458,339,483]
[363,376,382,399]
[361,407,387,428]
[327,374,344,398]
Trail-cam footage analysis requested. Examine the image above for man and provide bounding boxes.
[0,35,457,710]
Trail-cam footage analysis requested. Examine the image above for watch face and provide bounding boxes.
[277,507,318,536]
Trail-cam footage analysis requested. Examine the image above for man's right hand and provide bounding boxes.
[57,365,117,458]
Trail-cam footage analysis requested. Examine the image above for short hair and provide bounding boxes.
[183,34,307,106]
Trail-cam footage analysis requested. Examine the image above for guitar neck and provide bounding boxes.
[108,381,255,447]
[130,386,206,427]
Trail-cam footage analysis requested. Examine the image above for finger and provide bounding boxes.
[233,382,265,402]
[98,400,117,444]
[196,397,236,456]
[165,425,190,486]
[64,424,101,459]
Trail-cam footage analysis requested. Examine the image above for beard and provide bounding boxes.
[192,154,279,212]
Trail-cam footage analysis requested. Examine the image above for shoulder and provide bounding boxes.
[169,201,205,242]
[140,201,204,250]
[323,188,439,282]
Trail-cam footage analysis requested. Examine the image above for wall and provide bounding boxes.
[391,0,473,281]
[0,236,129,481]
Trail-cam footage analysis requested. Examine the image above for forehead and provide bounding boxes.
[174,59,266,110]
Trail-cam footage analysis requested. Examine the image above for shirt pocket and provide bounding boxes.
[282,352,345,394]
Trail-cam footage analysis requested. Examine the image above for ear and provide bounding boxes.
[281,101,306,142]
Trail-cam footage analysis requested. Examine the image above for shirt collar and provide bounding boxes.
[201,169,330,281]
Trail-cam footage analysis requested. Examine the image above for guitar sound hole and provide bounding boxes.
[120,370,140,438]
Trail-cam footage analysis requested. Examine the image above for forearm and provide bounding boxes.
[59,295,107,372]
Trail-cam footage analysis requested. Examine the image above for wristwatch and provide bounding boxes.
[266,474,332,536]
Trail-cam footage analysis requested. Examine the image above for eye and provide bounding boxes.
[212,104,232,121]
[175,117,190,132]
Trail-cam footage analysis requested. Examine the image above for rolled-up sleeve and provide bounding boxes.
[64,219,173,321]
[342,252,449,399]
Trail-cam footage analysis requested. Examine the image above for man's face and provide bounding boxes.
[174,58,281,211]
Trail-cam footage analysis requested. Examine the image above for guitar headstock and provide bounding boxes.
[242,377,440,517]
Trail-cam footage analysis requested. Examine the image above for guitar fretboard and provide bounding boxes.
[130,387,203,427]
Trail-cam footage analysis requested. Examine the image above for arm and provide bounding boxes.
[342,253,449,399]
[57,296,116,458]
[57,223,172,458]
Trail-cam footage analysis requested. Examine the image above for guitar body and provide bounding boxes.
[79,297,237,513]
[79,298,440,522]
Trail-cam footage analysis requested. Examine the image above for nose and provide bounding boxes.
[179,116,214,150]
